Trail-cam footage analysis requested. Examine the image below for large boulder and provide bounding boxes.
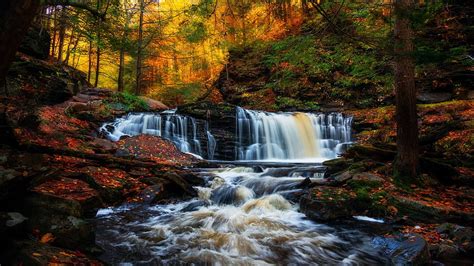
[18,26,50,60]
[373,234,430,265]
[26,178,103,218]
[299,186,357,221]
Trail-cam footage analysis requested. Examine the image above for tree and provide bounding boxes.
[135,0,145,95]
[0,0,105,85]
[393,0,419,180]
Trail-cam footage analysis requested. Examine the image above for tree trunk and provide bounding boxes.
[393,0,418,180]
[57,8,66,63]
[71,34,81,67]
[87,39,92,83]
[135,0,144,95]
[94,0,102,88]
[118,47,125,92]
[0,0,40,83]
[94,40,100,87]
[64,30,75,65]
[50,7,57,58]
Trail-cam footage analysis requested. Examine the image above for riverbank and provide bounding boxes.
[0,57,204,263]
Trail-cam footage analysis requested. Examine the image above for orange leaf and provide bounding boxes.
[40,233,55,244]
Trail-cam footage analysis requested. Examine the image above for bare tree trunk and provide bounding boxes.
[393,0,418,180]
[135,0,144,95]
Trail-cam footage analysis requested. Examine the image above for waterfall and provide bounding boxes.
[100,112,215,159]
[236,107,352,161]
[101,107,352,161]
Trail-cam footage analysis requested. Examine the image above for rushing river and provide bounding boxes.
[96,108,387,264]
[96,164,388,265]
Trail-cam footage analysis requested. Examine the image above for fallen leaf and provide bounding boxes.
[40,233,55,244]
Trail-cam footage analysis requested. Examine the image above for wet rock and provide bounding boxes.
[66,170,125,205]
[176,170,206,186]
[139,173,197,204]
[161,172,198,198]
[436,223,474,253]
[417,92,452,103]
[181,200,209,212]
[322,157,352,176]
[177,101,237,160]
[373,234,430,265]
[138,184,166,204]
[331,170,353,183]
[299,187,357,221]
[297,177,312,189]
[430,243,459,260]
[26,178,103,218]
[27,214,95,250]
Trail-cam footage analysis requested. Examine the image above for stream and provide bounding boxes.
[96,108,389,265]
[96,164,388,265]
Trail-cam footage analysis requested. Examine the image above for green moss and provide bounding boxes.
[105,92,149,112]
[347,179,381,190]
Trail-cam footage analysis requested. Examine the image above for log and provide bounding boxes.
[18,143,168,169]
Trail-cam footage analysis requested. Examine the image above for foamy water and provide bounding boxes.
[96,165,386,265]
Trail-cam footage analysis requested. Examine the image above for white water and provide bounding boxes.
[96,166,386,265]
[236,107,352,161]
[100,112,216,159]
[101,107,352,162]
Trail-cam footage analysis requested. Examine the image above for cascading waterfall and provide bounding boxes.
[100,112,216,159]
[101,107,352,161]
[236,107,353,161]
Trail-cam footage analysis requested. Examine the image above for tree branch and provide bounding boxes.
[42,0,106,20]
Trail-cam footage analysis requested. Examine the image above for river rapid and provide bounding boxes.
[97,108,389,265]
[95,163,388,265]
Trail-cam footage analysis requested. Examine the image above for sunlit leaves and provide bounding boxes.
[179,21,207,43]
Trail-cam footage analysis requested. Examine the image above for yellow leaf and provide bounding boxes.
[32,252,42,257]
